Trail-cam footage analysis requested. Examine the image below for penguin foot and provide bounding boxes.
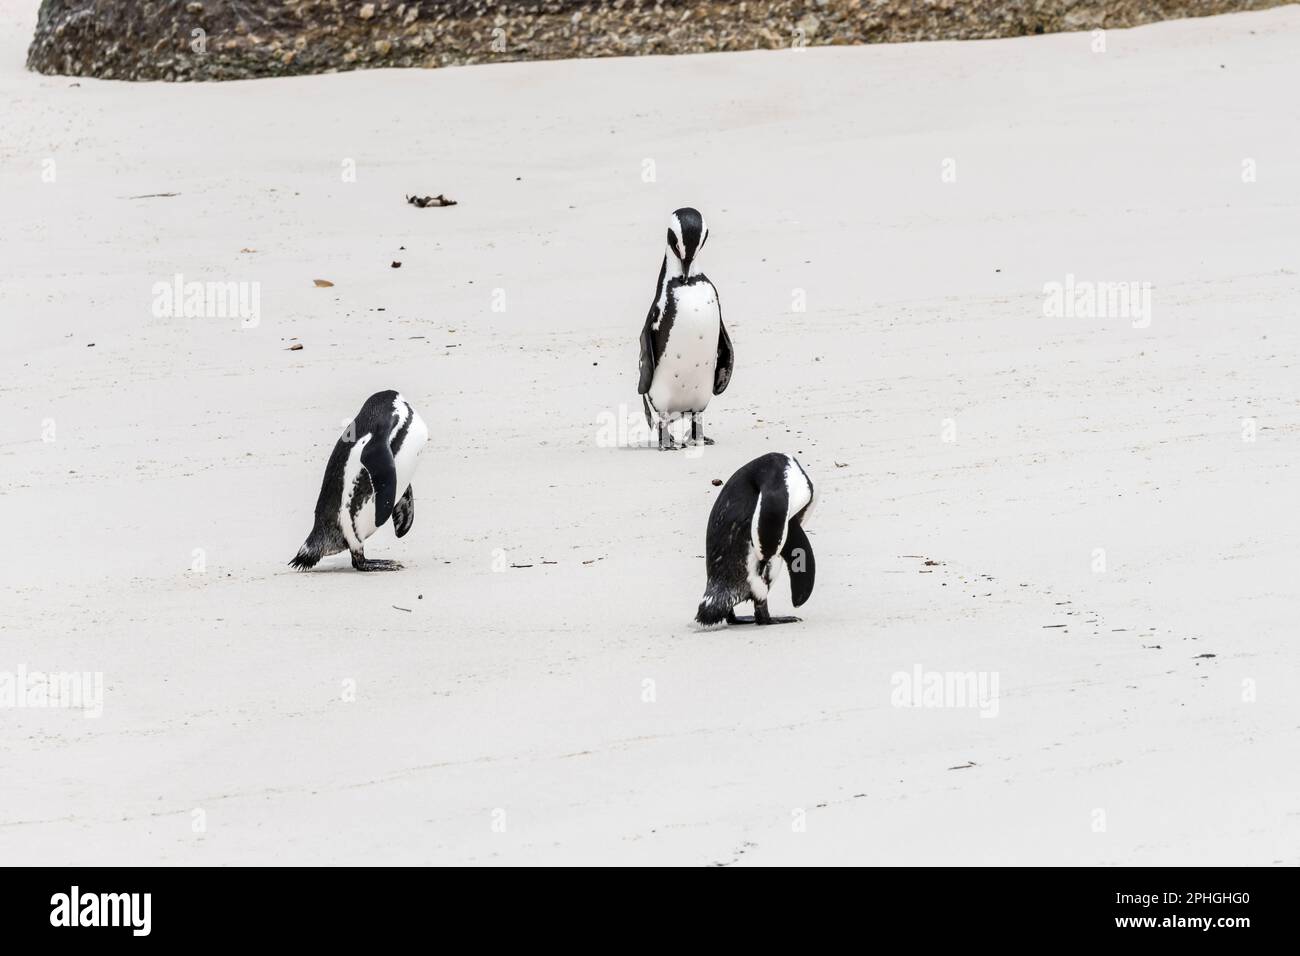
[688,414,714,446]
[656,419,683,450]
[732,601,800,625]
[351,557,404,572]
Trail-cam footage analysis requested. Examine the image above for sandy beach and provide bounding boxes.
[1,2,1298,865]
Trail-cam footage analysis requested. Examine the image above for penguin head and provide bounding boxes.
[666,207,708,277]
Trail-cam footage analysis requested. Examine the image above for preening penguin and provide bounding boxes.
[696,453,816,626]
[637,207,734,450]
[289,390,428,572]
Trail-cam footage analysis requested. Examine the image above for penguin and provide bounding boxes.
[289,390,428,572]
[637,207,734,450]
[695,453,816,625]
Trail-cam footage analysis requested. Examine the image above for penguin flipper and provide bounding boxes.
[392,485,415,538]
[639,258,667,395]
[637,309,658,395]
[361,438,398,529]
[714,313,734,396]
[781,521,815,607]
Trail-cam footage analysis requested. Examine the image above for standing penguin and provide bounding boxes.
[289,390,428,572]
[637,207,734,450]
[695,453,816,625]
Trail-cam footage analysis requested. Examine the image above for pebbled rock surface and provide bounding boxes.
[26,0,1290,82]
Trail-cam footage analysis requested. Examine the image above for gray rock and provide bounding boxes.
[26,0,1287,82]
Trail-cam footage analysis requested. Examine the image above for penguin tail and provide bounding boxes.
[290,523,347,571]
[694,585,737,627]
[288,536,324,571]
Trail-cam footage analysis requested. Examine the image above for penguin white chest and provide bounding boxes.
[649,283,720,415]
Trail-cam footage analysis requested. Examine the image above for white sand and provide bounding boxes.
[2,3,1298,865]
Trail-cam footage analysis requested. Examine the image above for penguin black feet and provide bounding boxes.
[727,601,800,625]
[657,420,682,451]
[690,412,715,446]
[351,553,404,572]
[655,415,714,450]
